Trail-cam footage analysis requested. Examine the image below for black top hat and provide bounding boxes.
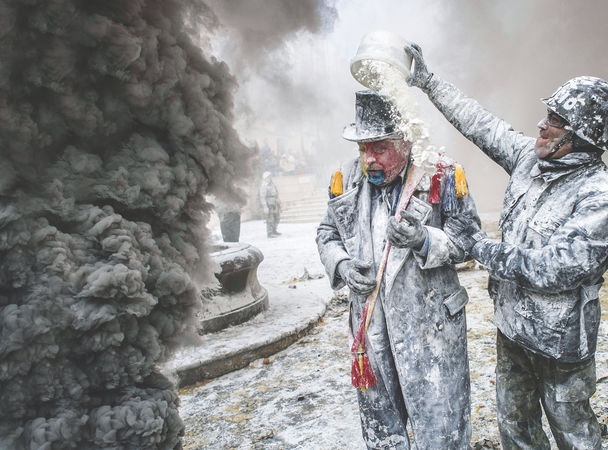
[342,90,403,142]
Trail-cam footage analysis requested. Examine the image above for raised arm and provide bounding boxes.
[405,44,535,174]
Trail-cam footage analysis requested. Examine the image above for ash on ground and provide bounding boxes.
[179,221,608,449]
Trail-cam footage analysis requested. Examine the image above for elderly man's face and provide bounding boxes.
[535,110,574,160]
[359,139,411,185]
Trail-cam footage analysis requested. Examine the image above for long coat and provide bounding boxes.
[425,74,608,364]
[316,157,479,449]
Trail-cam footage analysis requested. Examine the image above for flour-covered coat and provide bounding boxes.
[425,75,608,364]
[316,157,479,449]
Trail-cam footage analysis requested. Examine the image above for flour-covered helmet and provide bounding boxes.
[542,76,608,152]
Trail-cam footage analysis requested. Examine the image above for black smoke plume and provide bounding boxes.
[0,0,252,447]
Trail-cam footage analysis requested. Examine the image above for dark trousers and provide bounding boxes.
[265,206,279,236]
[496,330,601,449]
[219,211,240,242]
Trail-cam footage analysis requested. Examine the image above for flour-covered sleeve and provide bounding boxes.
[413,226,463,269]
[471,195,608,292]
[316,211,351,290]
[413,185,480,269]
[425,75,536,174]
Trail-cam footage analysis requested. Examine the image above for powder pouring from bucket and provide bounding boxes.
[350,30,413,90]
[350,31,440,172]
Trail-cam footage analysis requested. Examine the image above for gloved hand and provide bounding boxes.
[263,206,269,215]
[403,43,433,91]
[444,215,487,255]
[387,211,427,250]
[337,258,377,296]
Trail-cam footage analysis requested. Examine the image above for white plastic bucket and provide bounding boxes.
[350,31,413,89]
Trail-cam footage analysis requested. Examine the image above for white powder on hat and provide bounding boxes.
[356,59,440,173]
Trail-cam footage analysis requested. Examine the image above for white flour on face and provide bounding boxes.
[356,60,440,173]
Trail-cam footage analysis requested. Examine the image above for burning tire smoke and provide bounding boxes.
[0,0,251,447]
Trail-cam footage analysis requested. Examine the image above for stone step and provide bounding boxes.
[282,195,328,208]
[285,194,328,204]
[281,191,328,224]
[162,279,331,387]
[283,203,327,214]
[283,200,327,210]
[281,212,326,224]
[282,208,327,219]
[279,215,323,222]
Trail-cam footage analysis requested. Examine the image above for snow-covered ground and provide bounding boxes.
[179,220,608,449]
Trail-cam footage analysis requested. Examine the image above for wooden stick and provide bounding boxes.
[363,164,425,332]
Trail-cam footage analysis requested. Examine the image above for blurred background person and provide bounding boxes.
[260,171,282,238]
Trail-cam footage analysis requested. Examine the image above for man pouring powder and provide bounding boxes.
[316,89,480,448]
[404,44,608,449]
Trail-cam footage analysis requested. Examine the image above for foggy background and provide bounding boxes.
[202,0,608,214]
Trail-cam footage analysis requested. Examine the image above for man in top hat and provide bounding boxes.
[404,43,608,449]
[316,90,481,449]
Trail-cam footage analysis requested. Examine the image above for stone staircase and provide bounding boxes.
[280,189,329,224]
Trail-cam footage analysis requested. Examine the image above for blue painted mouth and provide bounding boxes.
[367,170,386,185]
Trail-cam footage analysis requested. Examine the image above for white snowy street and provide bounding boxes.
[179,220,608,449]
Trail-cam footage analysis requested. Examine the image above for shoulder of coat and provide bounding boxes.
[573,161,608,199]
[326,157,361,194]
[428,154,460,175]
[344,157,363,187]
[413,154,452,191]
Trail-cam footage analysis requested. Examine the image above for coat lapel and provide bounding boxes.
[384,246,411,295]
[357,180,374,261]
[329,164,422,295]
[327,179,374,262]
[383,166,426,296]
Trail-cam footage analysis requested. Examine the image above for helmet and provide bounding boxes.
[541,76,608,152]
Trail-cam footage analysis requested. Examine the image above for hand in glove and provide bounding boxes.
[263,206,269,215]
[403,43,433,91]
[337,258,377,296]
[444,215,487,255]
[387,211,427,250]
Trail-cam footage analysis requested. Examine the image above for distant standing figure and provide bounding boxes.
[260,172,281,238]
